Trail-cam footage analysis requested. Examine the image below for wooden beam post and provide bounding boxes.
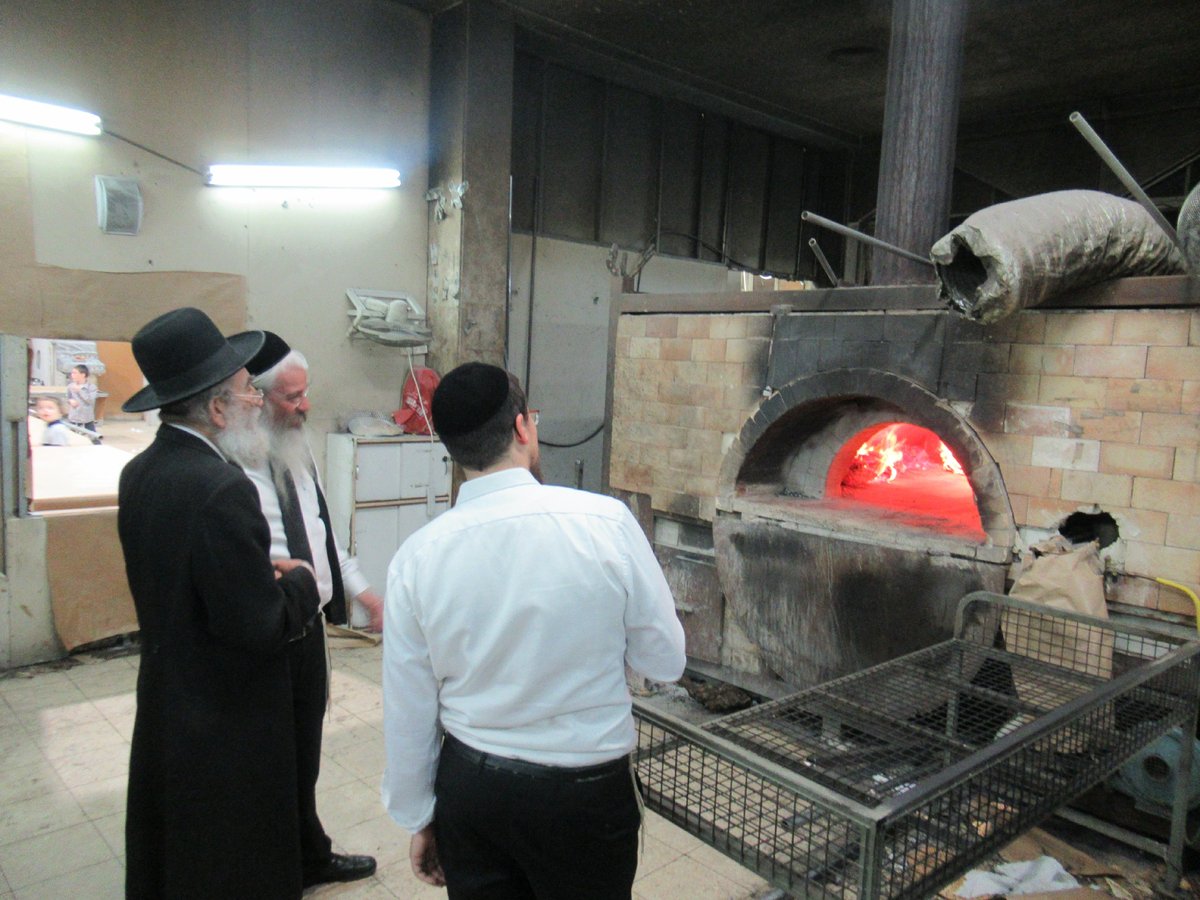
[872,0,967,285]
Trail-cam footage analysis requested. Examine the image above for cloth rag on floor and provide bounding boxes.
[957,855,1080,897]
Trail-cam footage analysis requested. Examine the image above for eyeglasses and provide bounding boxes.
[227,386,265,405]
[527,409,539,426]
[273,387,310,406]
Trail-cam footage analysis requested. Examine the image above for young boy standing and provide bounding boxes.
[66,364,100,437]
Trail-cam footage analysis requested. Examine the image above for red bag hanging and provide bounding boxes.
[393,366,439,435]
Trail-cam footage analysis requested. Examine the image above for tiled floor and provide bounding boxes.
[0,640,772,900]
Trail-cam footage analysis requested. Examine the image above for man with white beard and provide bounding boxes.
[243,332,384,631]
[239,332,379,890]
[118,308,323,898]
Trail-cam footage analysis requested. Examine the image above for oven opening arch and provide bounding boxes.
[717,368,1016,551]
[711,368,1018,687]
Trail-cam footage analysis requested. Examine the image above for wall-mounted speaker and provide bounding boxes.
[95,175,143,235]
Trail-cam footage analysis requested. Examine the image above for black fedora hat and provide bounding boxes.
[243,330,291,377]
[123,308,265,412]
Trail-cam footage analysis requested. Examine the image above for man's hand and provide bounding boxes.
[410,824,446,886]
[358,590,384,632]
[273,558,314,580]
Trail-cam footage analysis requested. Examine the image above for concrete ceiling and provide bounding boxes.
[484,0,1200,146]
[405,0,1200,150]
[399,0,1200,209]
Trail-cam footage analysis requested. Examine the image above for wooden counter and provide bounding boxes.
[30,444,133,512]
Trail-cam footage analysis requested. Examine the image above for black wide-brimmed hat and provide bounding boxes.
[243,330,291,377]
[122,308,264,412]
[431,362,511,437]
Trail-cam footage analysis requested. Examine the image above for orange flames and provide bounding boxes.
[844,424,964,487]
[938,441,965,476]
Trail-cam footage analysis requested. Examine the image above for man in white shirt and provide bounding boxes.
[241,332,379,890]
[382,362,686,899]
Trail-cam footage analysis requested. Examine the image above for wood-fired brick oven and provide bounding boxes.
[715,353,1015,689]
[607,276,1199,691]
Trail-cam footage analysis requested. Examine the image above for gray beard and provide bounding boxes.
[215,402,270,469]
[266,421,313,493]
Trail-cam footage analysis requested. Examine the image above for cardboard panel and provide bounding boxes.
[36,266,246,340]
[45,509,137,650]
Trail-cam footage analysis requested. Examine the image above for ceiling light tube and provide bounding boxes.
[204,164,401,188]
[0,93,102,135]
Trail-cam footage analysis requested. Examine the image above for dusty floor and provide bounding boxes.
[0,639,774,899]
[2,633,1198,898]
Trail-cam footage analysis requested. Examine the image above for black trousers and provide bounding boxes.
[434,735,641,900]
[289,624,333,872]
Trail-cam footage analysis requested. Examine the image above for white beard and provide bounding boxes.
[266,419,313,493]
[215,401,270,469]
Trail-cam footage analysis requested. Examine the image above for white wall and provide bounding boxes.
[0,0,431,665]
[1,0,431,469]
[508,234,730,490]
[0,0,740,666]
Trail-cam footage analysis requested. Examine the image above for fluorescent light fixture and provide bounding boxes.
[204,164,401,188]
[0,93,102,135]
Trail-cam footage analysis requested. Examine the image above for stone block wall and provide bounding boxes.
[973,308,1200,615]
[610,313,773,521]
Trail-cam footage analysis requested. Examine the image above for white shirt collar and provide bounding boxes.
[456,466,538,504]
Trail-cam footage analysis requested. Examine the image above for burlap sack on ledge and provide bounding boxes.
[932,190,1185,324]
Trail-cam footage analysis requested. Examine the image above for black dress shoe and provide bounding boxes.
[302,853,377,888]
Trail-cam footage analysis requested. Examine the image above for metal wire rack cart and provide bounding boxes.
[634,592,1200,898]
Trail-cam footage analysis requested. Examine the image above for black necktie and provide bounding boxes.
[315,483,348,625]
[274,464,314,565]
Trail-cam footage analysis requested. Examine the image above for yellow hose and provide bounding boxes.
[1156,577,1200,634]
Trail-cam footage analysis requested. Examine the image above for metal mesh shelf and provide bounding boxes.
[635,592,1200,898]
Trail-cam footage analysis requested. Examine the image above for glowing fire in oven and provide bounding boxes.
[834,422,982,538]
[844,423,965,487]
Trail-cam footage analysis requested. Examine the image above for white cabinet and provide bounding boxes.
[325,434,452,625]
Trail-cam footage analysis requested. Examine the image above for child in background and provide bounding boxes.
[67,364,100,438]
[34,397,71,446]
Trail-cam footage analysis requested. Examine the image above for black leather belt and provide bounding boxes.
[443,732,629,780]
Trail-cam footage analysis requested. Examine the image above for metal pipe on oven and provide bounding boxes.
[807,237,843,286]
[1069,111,1183,251]
[801,210,935,268]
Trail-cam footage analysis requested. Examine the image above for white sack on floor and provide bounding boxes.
[957,855,1080,897]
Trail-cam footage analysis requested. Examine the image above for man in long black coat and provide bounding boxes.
[118,308,322,900]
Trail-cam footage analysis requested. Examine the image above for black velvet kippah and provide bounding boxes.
[432,362,510,437]
[243,331,291,376]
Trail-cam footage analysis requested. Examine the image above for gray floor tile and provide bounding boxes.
[0,821,110,889]
[13,857,123,900]
[0,645,748,897]
[0,789,89,847]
